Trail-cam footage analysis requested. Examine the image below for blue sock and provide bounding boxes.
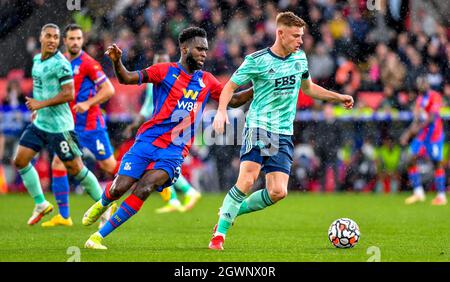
[101,181,116,207]
[435,168,446,193]
[52,170,70,218]
[98,194,143,238]
[408,166,421,188]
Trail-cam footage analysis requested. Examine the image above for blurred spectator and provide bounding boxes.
[309,43,335,84]
[381,52,406,91]
[375,136,402,193]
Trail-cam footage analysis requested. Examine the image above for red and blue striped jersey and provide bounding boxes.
[136,62,222,157]
[67,51,108,131]
[415,90,443,142]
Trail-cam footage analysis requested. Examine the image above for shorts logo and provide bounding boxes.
[96,139,105,155]
[124,162,132,171]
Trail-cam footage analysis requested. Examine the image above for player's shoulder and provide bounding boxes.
[80,51,100,65]
[53,51,71,66]
[33,53,41,62]
[201,71,220,83]
[248,48,270,60]
[149,62,176,69]
[54,51,69,62]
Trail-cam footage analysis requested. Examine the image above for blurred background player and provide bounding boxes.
[82,27,253,249]
[41,24,118,227]
[209,12,354,250]
[124,50,201,214]
[401,76,447,205]
[14,23,105,226]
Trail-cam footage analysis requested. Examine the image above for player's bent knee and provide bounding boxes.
[110,177,135,198]
[13,157,28,169]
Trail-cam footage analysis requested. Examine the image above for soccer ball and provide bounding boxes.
[328,218,360,248]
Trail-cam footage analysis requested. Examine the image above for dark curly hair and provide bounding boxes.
[178,27,207,45]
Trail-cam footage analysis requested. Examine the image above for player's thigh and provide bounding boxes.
[15,124,45,168]
[97,155,117,175]
[110,174,139,198]
[78,129,114,163]
[48,131,84,175]
[408,138,423,159]
[49,130,83,163]
[132,169,170,201]
[14,145,39,169]
[425,140,444,163]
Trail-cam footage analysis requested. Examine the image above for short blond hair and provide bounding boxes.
[276,12,306,28]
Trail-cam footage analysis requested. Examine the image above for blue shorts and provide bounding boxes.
[118,140,183,192]
[409,137,444,162]
[240,127,294,174]
[19,123,82,162]
[76,129,113,161]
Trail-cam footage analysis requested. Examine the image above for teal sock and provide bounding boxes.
[237,188,274,216]
[18,163,45,204]
[174,175,194,194]
[216,186,246,236]
[74,166,102,201]
[169,186,178,201]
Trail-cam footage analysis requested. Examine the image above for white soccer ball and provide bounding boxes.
[328,218,360,248]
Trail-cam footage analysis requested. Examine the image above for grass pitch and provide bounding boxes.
[0,192,449,262]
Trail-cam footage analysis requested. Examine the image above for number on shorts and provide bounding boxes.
[432,144,439,158]
[60,141,70,154]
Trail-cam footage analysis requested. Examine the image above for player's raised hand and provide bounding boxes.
[340,95,354,109]
[105,44,122,62]
[213,109,230,135]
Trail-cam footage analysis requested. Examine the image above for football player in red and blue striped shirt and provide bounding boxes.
[82,27,253,249]
[401,76,446,206]
[42,24,117,228]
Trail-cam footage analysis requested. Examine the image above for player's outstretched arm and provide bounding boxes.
[301,78,354,109]
[25,82,74,111]
[229,87,253,108]
[106,44,140,85]
[213,80,240,134]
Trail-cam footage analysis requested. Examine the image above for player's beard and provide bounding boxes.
[186,52,201,71]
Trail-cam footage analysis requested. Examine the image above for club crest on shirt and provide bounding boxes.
[199,77,205,88]
[74,65,80,75]
[295,62,302,71]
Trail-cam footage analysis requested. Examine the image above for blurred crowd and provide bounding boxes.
[1,0,449,193]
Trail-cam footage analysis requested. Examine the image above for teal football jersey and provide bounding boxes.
[32,51,74,133]
[231,48,310,135]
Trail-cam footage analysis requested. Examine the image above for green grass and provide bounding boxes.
[0,192,449,262]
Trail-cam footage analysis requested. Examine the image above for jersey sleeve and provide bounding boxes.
[57,60,73,86]
[139,83,154,119]
[208,73,223,102]
[86,59,107,86]
[300,53,310,80]
[139,63,168,85]
[230,55,258,86]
